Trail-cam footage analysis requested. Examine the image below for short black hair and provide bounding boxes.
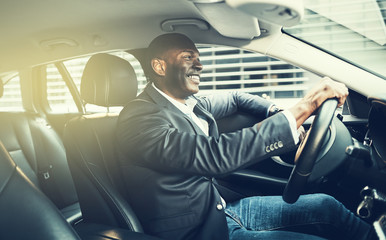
[147,33,195,60]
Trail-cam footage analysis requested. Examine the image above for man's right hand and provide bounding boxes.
[289,77,348,128]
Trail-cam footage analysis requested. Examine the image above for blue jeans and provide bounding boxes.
[225,194,376,240]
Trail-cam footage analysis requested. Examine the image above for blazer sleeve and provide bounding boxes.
[197,91,273,120]
[116,99,296,178]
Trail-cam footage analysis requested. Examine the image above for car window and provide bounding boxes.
[284,0,386,78]
[0,74,24,112]
[46,64,79,113]
[46,52,145,113]
[196,45,320,108]
[46,47,320,111]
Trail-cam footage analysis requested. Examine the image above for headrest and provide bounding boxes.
[0,79,3,98]
[81,53,138,107]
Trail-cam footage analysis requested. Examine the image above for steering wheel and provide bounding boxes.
[283,98,338,204]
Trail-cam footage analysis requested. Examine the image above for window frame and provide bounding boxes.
[54,62,85,113]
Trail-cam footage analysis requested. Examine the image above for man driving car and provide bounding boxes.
[116,33,375,240]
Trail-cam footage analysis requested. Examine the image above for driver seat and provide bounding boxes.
[63,53,144,232]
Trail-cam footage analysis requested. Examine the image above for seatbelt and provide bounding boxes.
[29,114,65,208]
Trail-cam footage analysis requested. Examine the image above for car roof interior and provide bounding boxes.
[0,0,291,73]
[1,0,386,239]
[2,0,384,98]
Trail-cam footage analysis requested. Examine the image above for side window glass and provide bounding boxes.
[46,64,79,113]
[63,52,145,113]
[197,45,319,108]
[0,74,24,112]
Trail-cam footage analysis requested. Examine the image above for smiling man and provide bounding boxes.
[116,33,375,240]
[146,33,203,102]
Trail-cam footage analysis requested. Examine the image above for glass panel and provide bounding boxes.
[196,45,319,108]
[284,0,386,78]
[0,74,23,112]
[46,64,78,113]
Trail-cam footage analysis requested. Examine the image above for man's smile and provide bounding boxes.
[187,74,200,84]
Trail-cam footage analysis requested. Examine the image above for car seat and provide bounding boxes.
[0,140,81,239]
[63,53,143,232]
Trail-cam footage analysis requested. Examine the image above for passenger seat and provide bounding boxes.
[0,80,81,223]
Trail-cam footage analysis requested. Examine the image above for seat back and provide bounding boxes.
[63,53,142,231]
[0,80,81,223]
[0,140,80,240]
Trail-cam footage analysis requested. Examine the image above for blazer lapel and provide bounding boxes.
[193,102,219,138]
[143,84,206,135]
[143,83,172,109]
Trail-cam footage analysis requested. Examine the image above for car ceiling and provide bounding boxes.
[1,0,285,74]
[2,0,386,99]
[0,0,186,70]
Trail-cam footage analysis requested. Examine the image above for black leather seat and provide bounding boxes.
[63,53,145,232]
[0,138,161,240]
[0,81,81,223]
[0,140,81,240]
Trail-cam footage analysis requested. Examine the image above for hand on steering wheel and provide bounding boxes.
[283,98,338,204]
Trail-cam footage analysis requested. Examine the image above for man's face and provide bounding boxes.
[161,44,203,101]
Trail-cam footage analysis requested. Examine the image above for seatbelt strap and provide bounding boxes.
[29,114,65,207]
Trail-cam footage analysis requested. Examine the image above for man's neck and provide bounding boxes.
[151,82,198,114]
[152,82,187,104]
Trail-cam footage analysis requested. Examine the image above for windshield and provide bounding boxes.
[284,0,386,78]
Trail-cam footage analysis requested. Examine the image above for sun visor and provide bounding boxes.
[194,2,261,40]
[226,0,304,27]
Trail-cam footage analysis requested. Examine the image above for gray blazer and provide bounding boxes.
[116,83,296,240]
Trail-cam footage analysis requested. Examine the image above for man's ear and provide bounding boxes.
[151,58,166,76]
